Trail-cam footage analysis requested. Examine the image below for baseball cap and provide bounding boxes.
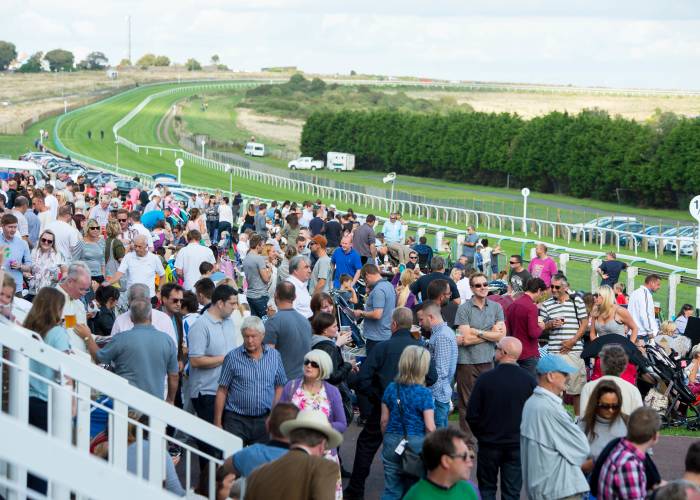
[535,355,577,375]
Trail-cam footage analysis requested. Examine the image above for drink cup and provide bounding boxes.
[64,314,77,328]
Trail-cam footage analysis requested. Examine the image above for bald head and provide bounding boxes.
[498,337,522,363]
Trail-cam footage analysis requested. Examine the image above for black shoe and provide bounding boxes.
[343,488,363,500]
[356,416,367,427]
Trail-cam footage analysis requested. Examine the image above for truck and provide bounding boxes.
[288,157,324,170]
[244,142,265,157]
[326,152,355,171]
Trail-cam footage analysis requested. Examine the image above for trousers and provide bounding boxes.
[477,444,522,500]
[455,362,493,445]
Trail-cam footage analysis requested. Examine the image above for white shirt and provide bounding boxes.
[11,209,29,237]
[175,242,216,289]
[56,284,88,354]
[628,285,658,337]
[579,376,643,416]
[38,210,52,232]
[89,205,110,227]
[45,219,82,263]
[237,240,249,260]
[131,223,154,250]
[300,208,313,228]
[286,274,312,318]
[117,252,165,297]
[456,277,473,303]
[112,308,177,347]
[45,194,59,220]
[218,204,234,225]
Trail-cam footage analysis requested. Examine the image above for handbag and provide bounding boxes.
[396,385,425,478]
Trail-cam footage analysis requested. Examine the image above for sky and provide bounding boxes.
[3,0,700,90]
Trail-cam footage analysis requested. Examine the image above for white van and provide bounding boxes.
[326,152,355,171]
[244,142,265,157]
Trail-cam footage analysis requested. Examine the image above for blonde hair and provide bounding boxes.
[659,320,677,336]
[83,218,100,237]
[595,285,616,320]
[396,269,415,308]
[106,220,121,239]
[449,268,462,283]
[304,349,333,380]
[395,345,431,386]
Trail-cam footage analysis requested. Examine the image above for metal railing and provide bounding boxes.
[0,319,241,499]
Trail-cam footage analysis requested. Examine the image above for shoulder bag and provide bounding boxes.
[396,385,425,478]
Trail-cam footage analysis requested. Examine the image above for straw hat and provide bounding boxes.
[279,409,343,450]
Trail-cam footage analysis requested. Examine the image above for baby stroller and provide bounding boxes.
[641,343,700,430]
[329,287,365,349]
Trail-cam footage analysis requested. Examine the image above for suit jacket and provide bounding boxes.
[245,448,338,500]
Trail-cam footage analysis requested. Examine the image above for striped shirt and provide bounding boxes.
[427,322,458,403]
[597,438,646,500]
[218,345,287,417]
[539,295,587,353]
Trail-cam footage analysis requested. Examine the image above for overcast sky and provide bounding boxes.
[3,0,700,89]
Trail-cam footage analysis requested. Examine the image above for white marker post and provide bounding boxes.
[226,165,233,197]
[689,195,700,306]
[175,158,184,184]
[383,172,397,214]
[201,139,206,158]
[521,187,530,235]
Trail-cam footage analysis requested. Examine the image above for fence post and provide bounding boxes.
[626,266,638,297]
[668,271,682,320]
[590,258,602,293]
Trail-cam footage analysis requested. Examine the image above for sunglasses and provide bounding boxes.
[472,283,488,288]
[597,403,621,411]
[168,298,182,303]
[118,218,128,222]
[509,261,519,265]
[550,285,562,290]
[40,238,54,244]
[304,359,320,369]
[450,452,475,461]
[409,255,418,259]
[89,226,100,230]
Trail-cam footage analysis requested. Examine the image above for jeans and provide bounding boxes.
[518,357,539,379]
[433,399,450,428]
[247,295,269,319]
[477,444,522,500]
[381,432,424,500]
[346,404,383,497]
[206,220,219,243]
[223,411,269,447]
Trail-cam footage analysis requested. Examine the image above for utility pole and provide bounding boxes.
[127,15,132,63]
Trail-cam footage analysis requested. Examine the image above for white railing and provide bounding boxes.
[0,318,242,499]
[0,412,177,500]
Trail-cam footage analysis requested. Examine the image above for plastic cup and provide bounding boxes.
[64,314,77,328]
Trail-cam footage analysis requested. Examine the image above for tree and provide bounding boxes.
[44,49,74,72]
[118,58,131,67]
[136,53,156,68]
[18,52,43,73]
[77,51,109,70]
[0,41,17,71]
[185,58,202,71]
[211,54,220,64]
[153,55,170,67]
[350,70,357,76]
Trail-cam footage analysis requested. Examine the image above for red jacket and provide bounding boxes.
[506,294,542,360]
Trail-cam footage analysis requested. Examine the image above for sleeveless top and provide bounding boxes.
[595,316,626,337]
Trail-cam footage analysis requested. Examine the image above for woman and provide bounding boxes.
[277,245,297,284]
[105,220,126,287]
[186,208,208,241]
[205,196,220,243]
[578,380,627,473]
[676,304,694,334]
[590,285,638,344]
[310,312,354,422]
[241,204,256,232]
[311,292,335,317]
[91,285,120,337]
[218,196,234,240]
[685,345,700,396]
[24,287,90,495]
[151,219,169,252]
[381,346,435,499]
[657,320,691,358]
[28,229,66,300]
[78,218,106,284]
[395,269,417,309]
[281,212,300,244]
[280,349,346,500]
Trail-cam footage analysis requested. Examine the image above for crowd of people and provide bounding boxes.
[2,161,700,500]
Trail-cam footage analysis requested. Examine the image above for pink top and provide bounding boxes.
[528,256,558,286]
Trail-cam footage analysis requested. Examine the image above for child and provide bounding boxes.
[613,282,628,305]
[199,261,214,279]
[338,274,358,306]
[479,238,492,274]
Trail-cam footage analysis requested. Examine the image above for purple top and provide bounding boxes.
[280,379,347,434]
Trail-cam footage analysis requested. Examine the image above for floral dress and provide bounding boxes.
[29,249,64,295]
[291,384,343,500]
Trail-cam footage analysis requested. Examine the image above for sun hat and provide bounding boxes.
[279,409,343,450]
[536,354,577,375]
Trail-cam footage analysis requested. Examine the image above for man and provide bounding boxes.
[214,315,287,446]
[89,194,111,227]
[309,235,332,294]
[410,256,461,304]
[46,206,82,262]
[454,272,506,445]
[426,278,459,329]
[285,255,313,318]
[579,344,643,415]
[309,208,325,237]
[324,211,342,251]
[404,428,479,500]
[102,235,164,298]
[4,179,17,209]
[539,272,588,415]
[144,194,160,213]
[506,277,547,376]
[32,192,51,232]
[115,209,135,250]
[255,203,268,237]
[242,233,272,318]
[112,283,177,346]
[461,226,479,270]
[175,230,216,290]
[353,264,396,352]
[382,213,410,264]
[527,243,558,287]
[508,254,531,294]
[467,337,536,500]
[159,282,184,356]
[598,251,627,287]
[223,403,299,478]
[78,299,178,401]
[0,213,31,293]
[420,300,458,428]
[684,442,700,487]
[194,277,215,313]
[412,235,434,271]
[520,355,590,499]
[44,184,59,220]
[56,261,92,353]
[10,196,30,243]
[20,197,40,248]
[331,234,362,288]
[129,211,154,249]
[299,201,314,228]
[353,214,377,264]
[345,307,437,500]
[263,282,312,379]
[628,274,661,342]
[597,407,661,500]
[245,409,342,500]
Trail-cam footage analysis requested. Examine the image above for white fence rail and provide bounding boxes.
[0,318,242,499]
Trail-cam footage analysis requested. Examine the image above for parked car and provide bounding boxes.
[244,142,265,157]
[114,179,141,198]
[615,222,645,246]
[664,226,697,256]
[640,225,674,249]
[288,157,324,170]
[571,216,637,238]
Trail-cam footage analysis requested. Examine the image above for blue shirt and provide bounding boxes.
[382,382,434,436]
[140,210,165,230]
[362,279,396,342]
[231,441,289,477]
[462,233,479,258]
[1,233,31,292]
[382,220,405,244]
[26,210,41,247]
[427,322,458,403]
[218,345,287,416]
[331,247,362,288]
[29,325,71,401]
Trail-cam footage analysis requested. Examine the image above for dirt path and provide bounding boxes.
[155,104,177,146]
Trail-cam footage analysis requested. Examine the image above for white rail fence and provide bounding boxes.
[0,318,242,499]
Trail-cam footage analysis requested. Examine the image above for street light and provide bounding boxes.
[201,139,206,157]
[383,172,397,214]
[521,187,530,235]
